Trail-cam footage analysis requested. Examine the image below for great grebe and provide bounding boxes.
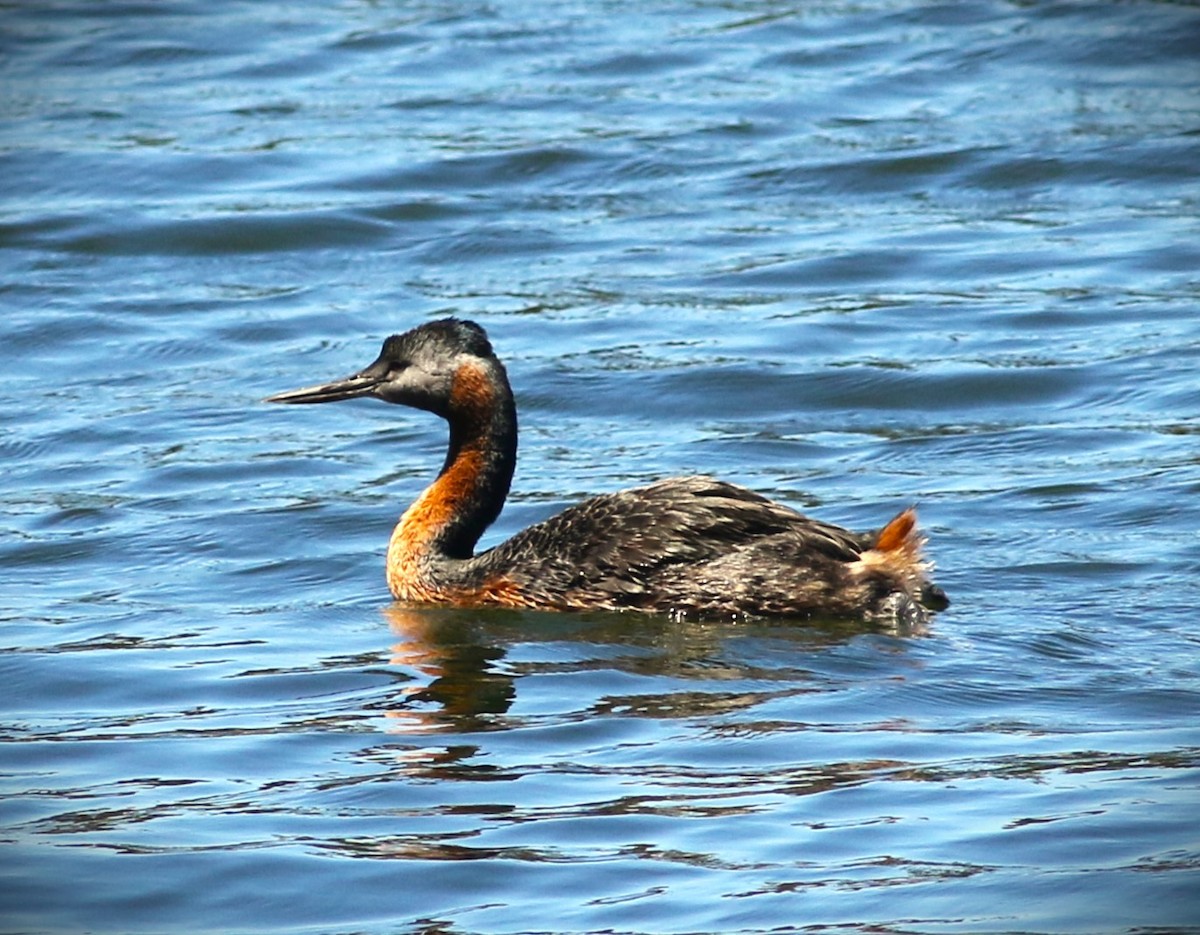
[266,318,947,623]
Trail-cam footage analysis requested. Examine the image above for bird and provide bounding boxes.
[265,318,947,624]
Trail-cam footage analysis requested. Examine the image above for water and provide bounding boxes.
[3,1,1200,932]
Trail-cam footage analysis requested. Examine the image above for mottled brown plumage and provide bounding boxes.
[266,318,948,624]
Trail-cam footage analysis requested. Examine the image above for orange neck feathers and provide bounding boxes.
[386,360,517,600]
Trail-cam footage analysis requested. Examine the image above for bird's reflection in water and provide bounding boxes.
[380,603,927,736]
[383,605,518,732]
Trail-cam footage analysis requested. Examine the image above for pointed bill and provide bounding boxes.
[263,372,382,405]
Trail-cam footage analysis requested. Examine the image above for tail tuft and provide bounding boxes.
[873,507,917,554]
[857,507,947,623]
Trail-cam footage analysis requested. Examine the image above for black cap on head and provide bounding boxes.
[381,318,494,364]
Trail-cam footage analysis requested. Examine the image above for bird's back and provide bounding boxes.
[465,475,928,621]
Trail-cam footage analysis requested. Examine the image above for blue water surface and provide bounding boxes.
[2,2,1200,933]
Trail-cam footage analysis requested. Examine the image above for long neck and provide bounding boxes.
[431,388,517,558]
[389,360,517,578]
